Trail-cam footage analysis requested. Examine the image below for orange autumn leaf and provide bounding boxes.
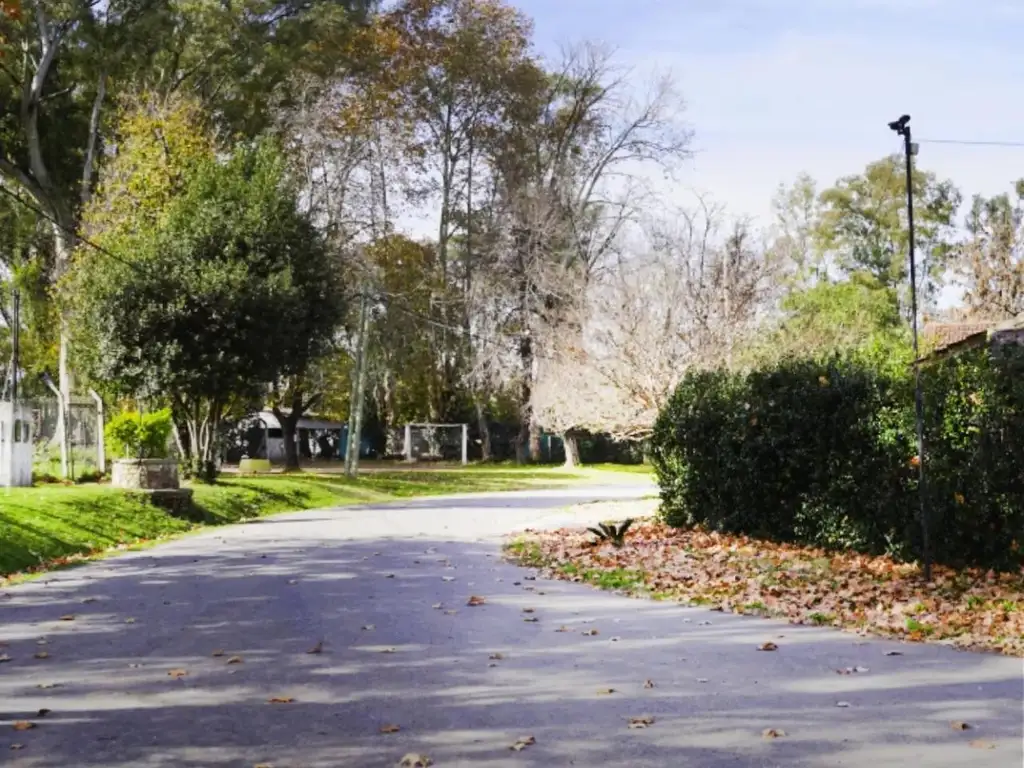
[268,696,294,704]
[12,721,35,731]
[379,723,401,733]
[466,595,486,606]
[168,669,188,679]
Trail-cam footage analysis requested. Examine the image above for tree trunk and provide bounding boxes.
[474,398,491,462]
[52,222,73,477]
[345,290,370,478]
[563,431,581,469]
[280,412,301,472]
[529,421,542,463]
[517,331,533,464]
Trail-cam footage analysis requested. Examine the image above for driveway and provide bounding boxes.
[1,483,1020,767]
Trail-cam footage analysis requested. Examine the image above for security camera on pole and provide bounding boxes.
[887,114,931,582]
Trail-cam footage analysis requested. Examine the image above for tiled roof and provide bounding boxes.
[921,322,993,353]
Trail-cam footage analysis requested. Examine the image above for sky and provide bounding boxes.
[510,0,1024,228]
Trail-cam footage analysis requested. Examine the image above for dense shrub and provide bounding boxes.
[650,347,1024,570]
[105,409,174,460]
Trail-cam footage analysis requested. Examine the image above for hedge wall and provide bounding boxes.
[650,346,1024,570]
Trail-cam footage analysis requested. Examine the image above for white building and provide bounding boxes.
[0,401,33,487]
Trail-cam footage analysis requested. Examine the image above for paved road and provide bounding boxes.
[1,483,1021,768]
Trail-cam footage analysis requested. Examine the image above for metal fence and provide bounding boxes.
[29,395,102,480]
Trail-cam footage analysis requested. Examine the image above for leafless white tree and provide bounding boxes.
[533,200,779,460]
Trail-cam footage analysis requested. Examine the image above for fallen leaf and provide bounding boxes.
[628,715,655,729]
[268,697,294,704]
[523,616,539,623]
[836,666,870,675]
[697,677,709,683]
[555,626,571,632]
[581,629,599,636]
[467,595,487,606]
[254,763,274,768]
[307,641,323,655]
[381,647,397,654]
[36,709,50,718]
[211,649,225,657]
[969,740,996,749]
[0,654,10,663]
[362,624,375,631]
[34,651,49,659]
[58,615,74,622]
[762,728,786,739]
[597,688,616,695]
[81,597,97,604]
[489,653,504,660]
[12,721,35,731]
[287,579,299,585]
[167,669,188,679]
[758,642,778,652]
[36,682,59,689]
[36,639,47,646]
[379,724,401,734]
[884,650,903,656]
[385,574,395,579]
[611,636,621,642]
[10,744,24,750]
[227,656,243,664]
[442,576,455,582]
[125,618,136,624]
[643,679,655,689]
[431,603,443,610]
[950,721,972,731]
[698,620,712,626]
[510,735,535,751]
[521,607,534,613]
[398,754,433,767]
[836,701,851,708]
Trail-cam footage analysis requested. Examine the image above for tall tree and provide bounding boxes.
[816,155,961,312]
[68,137,345,480]
[0,0,369,424]
[487,43,691,460]
[959,181,1024,319]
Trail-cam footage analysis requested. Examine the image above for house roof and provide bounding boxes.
[255,410,346,431]
[922,322,993,354]
[920,316,1024,358]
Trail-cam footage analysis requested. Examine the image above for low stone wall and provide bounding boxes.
[112,459,181,490]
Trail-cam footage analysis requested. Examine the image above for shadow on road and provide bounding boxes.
[0,514,1020,768]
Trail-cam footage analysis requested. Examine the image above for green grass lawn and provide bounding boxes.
[0,465,616,579]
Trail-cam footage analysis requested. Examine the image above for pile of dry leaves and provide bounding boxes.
[509,518,1024,656]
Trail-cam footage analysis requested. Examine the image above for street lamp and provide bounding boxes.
[888,114,931,582]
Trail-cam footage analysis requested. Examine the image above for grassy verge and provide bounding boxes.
[0,465,598,581]
[505,504,1024,657]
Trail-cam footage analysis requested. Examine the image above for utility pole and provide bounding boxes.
[888,114,931,582]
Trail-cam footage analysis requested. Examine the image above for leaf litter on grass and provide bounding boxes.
[507,519,1024,655]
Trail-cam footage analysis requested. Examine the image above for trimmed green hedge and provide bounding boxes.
[650,346,1024,570]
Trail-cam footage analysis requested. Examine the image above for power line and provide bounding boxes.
[0,184,149,277]
[917,138,1024,148]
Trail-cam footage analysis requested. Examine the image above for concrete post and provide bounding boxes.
[461,423,468,466]
[404,424,412,462]
[88,390,105,474]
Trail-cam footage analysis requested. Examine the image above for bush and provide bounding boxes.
[650,347,1024,570]
[105,409,174,460]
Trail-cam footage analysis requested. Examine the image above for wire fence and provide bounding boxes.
[29,396,102,480]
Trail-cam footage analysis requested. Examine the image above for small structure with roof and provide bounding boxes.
[920,316,1024,362]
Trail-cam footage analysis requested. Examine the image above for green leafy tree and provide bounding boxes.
[816,155,961,310]
[959,181,1024,319]
[68,140,345,480]
[0,0,369,419]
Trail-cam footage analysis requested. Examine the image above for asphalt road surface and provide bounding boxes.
[1,483,1021,767]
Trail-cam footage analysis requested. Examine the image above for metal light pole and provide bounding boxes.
[888,114,931,582]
